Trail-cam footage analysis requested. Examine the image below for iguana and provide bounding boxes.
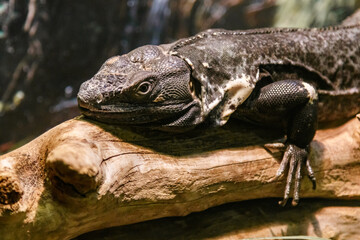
[77,19,360,206]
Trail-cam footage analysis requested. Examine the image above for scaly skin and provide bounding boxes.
[77,24,360,206]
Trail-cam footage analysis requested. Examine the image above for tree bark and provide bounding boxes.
[0,116,359,239]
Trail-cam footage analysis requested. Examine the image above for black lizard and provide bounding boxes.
[77,21,360,206]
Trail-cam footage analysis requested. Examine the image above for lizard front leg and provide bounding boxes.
[241,80,318,206]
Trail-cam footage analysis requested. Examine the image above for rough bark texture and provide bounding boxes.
[0,116,359,239]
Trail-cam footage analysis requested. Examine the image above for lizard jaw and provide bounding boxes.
[78,96,201,128]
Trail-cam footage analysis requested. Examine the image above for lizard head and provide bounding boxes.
[77,45,203,131]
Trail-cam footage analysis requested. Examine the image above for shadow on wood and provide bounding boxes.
[76,199,360,240]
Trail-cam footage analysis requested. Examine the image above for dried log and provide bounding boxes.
[76,199,360,240]
[0,116,359,239]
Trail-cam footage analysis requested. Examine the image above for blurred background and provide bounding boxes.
[1,0,359,153]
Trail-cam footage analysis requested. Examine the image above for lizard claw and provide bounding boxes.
[276,144,316,206]
[306,159,316,190]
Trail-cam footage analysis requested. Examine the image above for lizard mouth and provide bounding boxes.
[77,97,196,126]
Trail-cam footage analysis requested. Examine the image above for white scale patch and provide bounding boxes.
[302,82,318,104]
[204,85,224,113]
[219,74,254,125]
[183,57,194,70]
[202,62,210,68]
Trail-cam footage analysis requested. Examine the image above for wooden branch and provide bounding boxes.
[76,199,360,240]
[0,116,359,239]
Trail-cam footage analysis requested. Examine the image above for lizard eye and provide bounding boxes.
[137,81,152,95]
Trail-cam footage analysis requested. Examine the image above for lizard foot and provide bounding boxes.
[275,144,316,206]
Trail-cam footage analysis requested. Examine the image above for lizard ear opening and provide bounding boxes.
[189,77,202,99]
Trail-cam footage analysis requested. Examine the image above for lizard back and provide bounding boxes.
[168,26,360,124]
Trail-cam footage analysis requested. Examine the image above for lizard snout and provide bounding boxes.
[77,80,105,109]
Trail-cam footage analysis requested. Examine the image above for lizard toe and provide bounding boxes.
[277,144,310,206]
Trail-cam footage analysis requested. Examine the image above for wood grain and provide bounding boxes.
[0,116,359,239]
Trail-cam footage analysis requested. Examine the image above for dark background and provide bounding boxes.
[0,0,358,153]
